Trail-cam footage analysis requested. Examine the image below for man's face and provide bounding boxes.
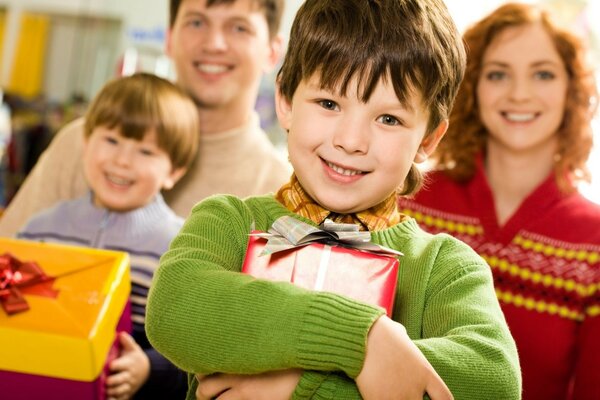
[167,0,280,115]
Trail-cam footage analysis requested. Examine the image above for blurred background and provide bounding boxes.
[0,0,597,207]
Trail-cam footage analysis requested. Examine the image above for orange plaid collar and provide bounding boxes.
[275,175,404,231]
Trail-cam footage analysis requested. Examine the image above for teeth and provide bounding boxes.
[505,112,536,122]
[326,161,362,176]
[197,64,228,74]
[106,174,132,186]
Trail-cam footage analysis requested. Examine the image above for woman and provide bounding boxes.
[398,3,600,399]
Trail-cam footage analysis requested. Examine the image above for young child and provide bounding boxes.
[17,72,199,400]
[146,1,522,399]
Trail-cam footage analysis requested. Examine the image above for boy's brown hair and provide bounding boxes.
[433,2,598,193]
[84,72,199,171]
[277,0,466,195]
[169,0,284,39]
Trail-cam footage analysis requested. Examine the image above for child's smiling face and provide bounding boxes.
[83,126,185,212]
[277,73,447,214]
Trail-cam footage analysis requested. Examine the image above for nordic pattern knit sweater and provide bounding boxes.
[146,194,522,400]
[17,193,187,399]
[398,163,600,400]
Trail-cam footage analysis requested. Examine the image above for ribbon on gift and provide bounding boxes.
[0,253,58,315]
[252,215,403,257]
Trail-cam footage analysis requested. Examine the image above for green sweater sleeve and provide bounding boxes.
[147,195,521,400]
[146,195,383,380]
[377,229,522,400]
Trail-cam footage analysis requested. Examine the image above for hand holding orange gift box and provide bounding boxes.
[0,238,130,400]
[242,216,402,316]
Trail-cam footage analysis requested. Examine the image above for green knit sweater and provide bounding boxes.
[146,194,521,399]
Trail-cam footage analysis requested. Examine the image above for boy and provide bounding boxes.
[17,73,198,400]
[146,1,522,399]
[0,0,291,237]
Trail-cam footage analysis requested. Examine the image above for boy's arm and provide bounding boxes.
[188,370,363,400]
[0,118,88,236]
[146,195,383,379]
[411,239,522,400]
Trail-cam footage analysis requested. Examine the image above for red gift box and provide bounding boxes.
[242,233,399,316]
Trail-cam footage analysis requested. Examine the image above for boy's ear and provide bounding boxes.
[162,167,187,190]
[414,120,448,164]
[274,83,292,131]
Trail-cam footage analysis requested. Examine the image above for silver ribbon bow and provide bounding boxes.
[252,215,403,257]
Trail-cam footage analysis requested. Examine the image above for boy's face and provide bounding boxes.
[83,126,185,212]
[167,0,281,113]
[276,74,447,214]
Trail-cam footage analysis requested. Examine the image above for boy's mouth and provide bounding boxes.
[105,173,134,186]
[324,159,366,176]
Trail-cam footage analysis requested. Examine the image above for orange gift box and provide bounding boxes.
[242,234,399,316]
[0,237,130,398]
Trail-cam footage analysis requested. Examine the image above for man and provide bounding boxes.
[0,0,291,236]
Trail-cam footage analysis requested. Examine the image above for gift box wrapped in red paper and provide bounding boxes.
[242,216,401,316]
[0,238,131,400]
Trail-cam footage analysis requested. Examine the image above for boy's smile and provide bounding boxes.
[83,126,184,212]
[277,74,443,214]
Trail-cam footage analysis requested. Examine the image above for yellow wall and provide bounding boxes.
[0,10,5,79]
[8,13,49,98]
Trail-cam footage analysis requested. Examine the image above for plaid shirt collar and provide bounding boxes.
[275,175,404,231]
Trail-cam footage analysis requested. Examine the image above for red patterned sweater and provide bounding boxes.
[398,163,600,400]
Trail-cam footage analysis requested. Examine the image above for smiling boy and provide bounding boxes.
[147,1,521,399]
[18,73,199,400]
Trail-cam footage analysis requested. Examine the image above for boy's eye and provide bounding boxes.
[534,70,555,80]
[377,114,400,126]
[318,99,339,111]
[105,136,119,145]
[139,148,155,156]
[485,71,507,81]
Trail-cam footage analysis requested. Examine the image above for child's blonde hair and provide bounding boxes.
[277,0,466,195]
[84,72,199,170]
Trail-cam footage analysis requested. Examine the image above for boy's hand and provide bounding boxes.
[195,369,301,400]
[106,332,151,400]
[356,316,453,400]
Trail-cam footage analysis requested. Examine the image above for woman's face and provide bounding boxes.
[476,23,568,155]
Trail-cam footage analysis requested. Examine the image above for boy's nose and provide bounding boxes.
[113,145,133,166]
[332,118,370,154]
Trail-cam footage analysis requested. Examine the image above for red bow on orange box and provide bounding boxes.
[0,253,58,315]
